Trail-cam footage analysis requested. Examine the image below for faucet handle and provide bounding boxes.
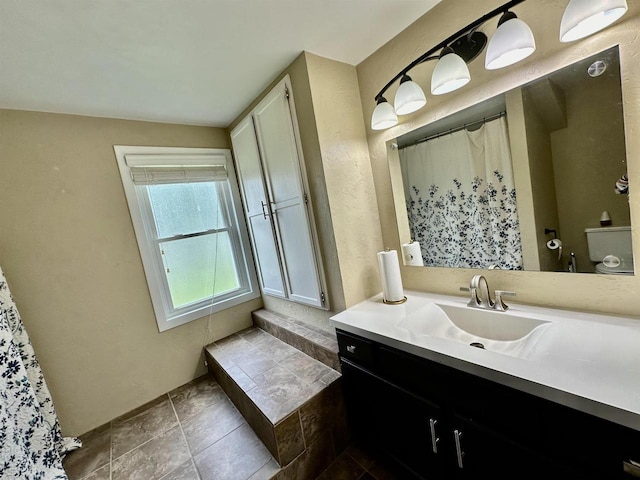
[493,290,516,311]
[460,286,481,307]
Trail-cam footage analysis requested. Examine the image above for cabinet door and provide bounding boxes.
[230,117,287,298]
[253,83,324,308]
[448,413,582,480]
[540,398,639,479]
[341,358,446,479]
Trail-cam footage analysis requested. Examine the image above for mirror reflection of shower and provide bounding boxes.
[399,114,522,270]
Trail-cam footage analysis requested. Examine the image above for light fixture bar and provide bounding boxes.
[373,0,527,102]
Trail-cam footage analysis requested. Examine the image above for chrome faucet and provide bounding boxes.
[460,274,516,311]
[467,274,494,309]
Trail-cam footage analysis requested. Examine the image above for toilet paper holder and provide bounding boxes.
[545,228,562,260]
[545,228,560,246]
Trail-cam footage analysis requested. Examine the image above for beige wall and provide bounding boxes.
[550,71,629,272]
[357,0,640,317]
[506,89,541,271]
[0,109,263,436]
[304,53,383,308]
[521,88,562,272]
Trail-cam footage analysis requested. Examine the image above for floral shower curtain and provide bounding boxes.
[399,116,523,270]
[0,266,80,479]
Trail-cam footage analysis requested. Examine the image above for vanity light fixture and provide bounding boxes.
[560,0,628,43]
[485,11,536,70]
[371,96,398,130]
[430,46,471,95]
[371,0,628,131]
[394,74,427,115]
[371,0,532,131]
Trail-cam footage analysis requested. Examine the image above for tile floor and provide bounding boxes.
[62,375,403,480]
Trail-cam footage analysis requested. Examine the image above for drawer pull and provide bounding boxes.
[346,345,357,354]
[454,429,464,469]
[429,418,439,454]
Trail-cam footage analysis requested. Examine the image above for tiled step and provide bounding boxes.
[252,309,340,371]
[204,326,349,474]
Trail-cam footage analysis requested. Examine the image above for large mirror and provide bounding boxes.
[389,45,632,275]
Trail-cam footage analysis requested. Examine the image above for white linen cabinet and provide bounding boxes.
[230,75,328,309]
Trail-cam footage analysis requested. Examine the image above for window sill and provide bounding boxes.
[157,288,261,332]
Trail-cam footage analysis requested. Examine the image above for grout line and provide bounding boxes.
[110,395,179,463]
[168,392,193,457]
[345,449,371,472]
[109,421,113,480]
[297,411,307,451]
[166,394,202,480]
[168,394,201,480]
[246,452,275,480]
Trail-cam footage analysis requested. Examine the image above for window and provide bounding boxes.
[114,146,259,331]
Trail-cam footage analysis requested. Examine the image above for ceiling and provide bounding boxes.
[0,0,442,127]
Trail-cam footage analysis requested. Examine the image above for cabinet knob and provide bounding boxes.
[346,345,357,354]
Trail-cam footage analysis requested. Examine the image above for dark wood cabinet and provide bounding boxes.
[337,329,640,480]
[341,358,445,479]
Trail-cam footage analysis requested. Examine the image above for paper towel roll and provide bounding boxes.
[377,249,405,303]
[401,241,424,267]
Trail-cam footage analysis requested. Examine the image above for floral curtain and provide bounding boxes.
[399,116,523,270]
[0,266,80,479]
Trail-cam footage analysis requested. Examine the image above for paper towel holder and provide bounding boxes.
[378,247,408,305]
[384,296,407,305]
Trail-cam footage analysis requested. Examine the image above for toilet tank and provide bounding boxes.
[584,226,633,262]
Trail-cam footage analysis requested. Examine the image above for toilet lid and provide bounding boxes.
[595,262,634,274]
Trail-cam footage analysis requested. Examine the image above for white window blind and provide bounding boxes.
[128,162,227,186]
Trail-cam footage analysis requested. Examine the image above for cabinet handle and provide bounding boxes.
[261,201,270,219]
[454,429,464,469]
[429,418,439,454]
[346,345,357,354]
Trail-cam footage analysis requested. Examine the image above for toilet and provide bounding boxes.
[584,226,634,275]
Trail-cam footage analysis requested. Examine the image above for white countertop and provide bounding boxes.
[329,290,640,432]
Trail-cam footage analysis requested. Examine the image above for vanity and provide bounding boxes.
[330,289,640,479]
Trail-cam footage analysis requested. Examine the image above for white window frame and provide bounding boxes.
[114,145,259,332]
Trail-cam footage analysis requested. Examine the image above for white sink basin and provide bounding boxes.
[396,303,551,358]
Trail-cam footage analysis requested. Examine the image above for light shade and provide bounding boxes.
[485,12,536,70]
[560,0,628,43]
[394,75,427,115]
[431,48,470,95]
[371,97,398,130]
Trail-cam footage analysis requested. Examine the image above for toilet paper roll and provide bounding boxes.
[377,249,405,303]
[401,241,424,267]
[546,239,563,260]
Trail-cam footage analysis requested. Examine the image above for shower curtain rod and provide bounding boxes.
[400,110,507,149]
